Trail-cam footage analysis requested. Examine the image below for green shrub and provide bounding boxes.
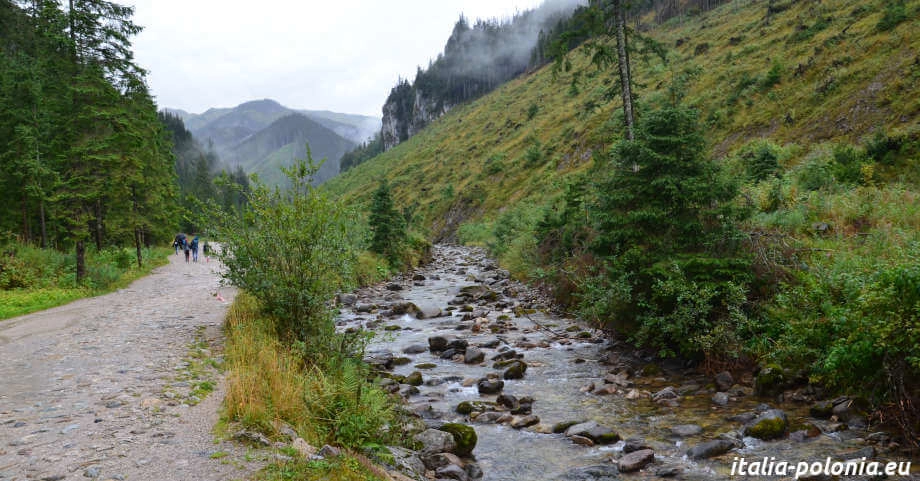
[524,135,545,166]
[876,0,907,31]
[483,153,506,175]
[737,139,784,181]
[795,152,835,191]
[830,144,871,185]
[760,61,783,91]
[213,152,359,355]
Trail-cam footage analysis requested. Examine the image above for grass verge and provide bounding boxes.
[222,293,406,481]
[0,247,171,320]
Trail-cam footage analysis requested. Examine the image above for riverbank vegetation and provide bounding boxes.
[214,157,414,479]
[325,0,920,445]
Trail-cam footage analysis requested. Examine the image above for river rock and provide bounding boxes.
[593,384,617,395]
[477,377,504,395]
[389,446,426,476]
[754,364,786,397]
[809,400,834,419]
[714,371,734,391]
[604,371,631,387]
[355,303,377,313]
[337,293,358,306]
[712,392,730,406]
[415,429,457,455]
[564,421,620,444]
[554,465,621,481]
[436,464,468,481]
[671,424,702,437]
[402,344,428,354]
[416,304,442,319]
[655,465,681,477]
[386,283,403,291]
[623,437,652,453]
[652,386,678,401]
[464,347,485,364]
[438,423,477,456]
[465,461,484,480]
[502,360,527,380]
[744,409,788,440]
[570,434,594,446]
[456,400,496,415]
[510,415,540,429]
[618,449,654,472]
[686,439,735,459]
[427,335,449,352]
[471,411,504,424]
[831,397,866,423]
[412,273,427,281]
[405,371,423,386]
[421,452,463,470]
[491,348,519,361]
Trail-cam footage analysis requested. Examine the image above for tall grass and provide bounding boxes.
[222,293,401,478]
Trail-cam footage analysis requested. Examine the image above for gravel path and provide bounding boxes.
[0,253,259,481]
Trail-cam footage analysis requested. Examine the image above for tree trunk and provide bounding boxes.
[76,240,85,284]
[39,199,47,248]
[94,199,103,250]
[134,227,142,268]
[21,194,31,244]
[613,0,635,142]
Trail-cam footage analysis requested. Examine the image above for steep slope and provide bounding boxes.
[225,113,355,187]
[325,0,920,235]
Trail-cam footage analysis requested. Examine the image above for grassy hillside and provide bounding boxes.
[325,0,919,229]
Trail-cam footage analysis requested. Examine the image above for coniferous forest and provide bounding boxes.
[0,1,247,280]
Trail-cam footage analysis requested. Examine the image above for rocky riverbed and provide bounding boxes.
[337,245,918,481]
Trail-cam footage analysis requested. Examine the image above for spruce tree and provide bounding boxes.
[369,180,405,264]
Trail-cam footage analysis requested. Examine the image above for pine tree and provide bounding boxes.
[369,180,405,264]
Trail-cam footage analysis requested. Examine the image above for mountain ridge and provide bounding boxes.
[166,99,378,185]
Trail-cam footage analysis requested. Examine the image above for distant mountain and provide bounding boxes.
[170,99,379,185]
[225,113,355,187]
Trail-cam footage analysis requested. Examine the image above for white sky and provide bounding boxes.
[124,1,546,117]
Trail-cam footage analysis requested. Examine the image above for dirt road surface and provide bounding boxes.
[0,253,258,481]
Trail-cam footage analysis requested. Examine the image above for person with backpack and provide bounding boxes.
[203,241,211,263]
[183,237,190,263]
[190,235,200,263]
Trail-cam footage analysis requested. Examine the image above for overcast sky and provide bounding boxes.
[124,1,547,118]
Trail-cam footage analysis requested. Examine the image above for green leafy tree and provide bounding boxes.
[213,147,359,355]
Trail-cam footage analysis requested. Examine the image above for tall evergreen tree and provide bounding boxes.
[369,180,405,264]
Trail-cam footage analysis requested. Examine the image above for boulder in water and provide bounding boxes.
[438,423,477,456]
[477,377,504,395]
[502,360,527,380]
[686,439,735,459]
[744,409,788,440]
[414,429,456,455]
[618,449,654,472]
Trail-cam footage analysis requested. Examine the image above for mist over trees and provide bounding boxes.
[158,111,251,233]
[377,0,583,152]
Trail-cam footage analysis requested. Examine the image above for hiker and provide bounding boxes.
[173,233,184,255]
[183,237,190,263]
[190,235,200,263]
[203,241,211,263]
